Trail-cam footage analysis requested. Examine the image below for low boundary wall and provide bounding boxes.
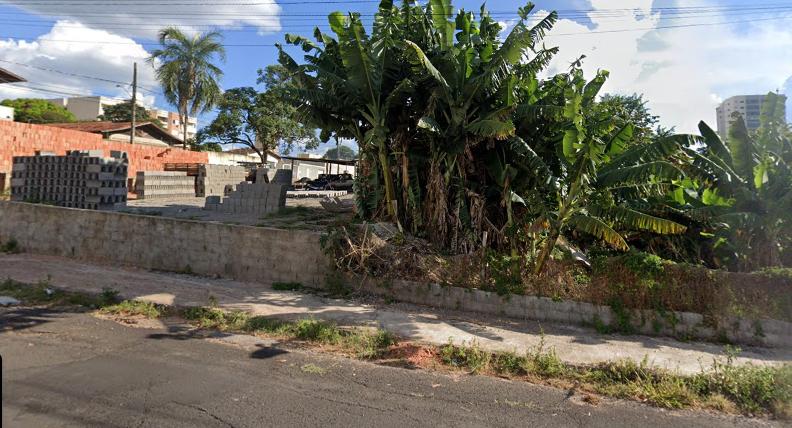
[336,277,791,348]
[1,201,788,348]
[0,201,328,287]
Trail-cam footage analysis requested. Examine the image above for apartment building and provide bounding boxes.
[716,94,787,139]
[149,108,198,141]
[47,96,198,140]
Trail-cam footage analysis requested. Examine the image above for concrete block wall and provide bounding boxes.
[196,164,248,197]
[0,120,208,189]
[339,277,792,348]
[134,171,196,199]
[0,201,330,287]
[204,182,286,215]
[10,151,127,210]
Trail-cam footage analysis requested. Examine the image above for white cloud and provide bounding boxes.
[0,0,281,39]
[0,21,159,106]
[540,0,792,133]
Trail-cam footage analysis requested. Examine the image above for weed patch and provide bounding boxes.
[439,341,491,373]
[300,363,326,375]
[272,282,303,291]
[0,279,117,308]
[101,300,166,318]
[0,238,20,254]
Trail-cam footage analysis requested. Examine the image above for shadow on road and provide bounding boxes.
[0,306,74,332]
[250,344,288,359]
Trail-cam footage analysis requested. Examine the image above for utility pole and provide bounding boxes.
[130,62,137,145]
[335,135,340,174]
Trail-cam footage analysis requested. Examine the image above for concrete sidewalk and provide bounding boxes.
[1,253,789,375]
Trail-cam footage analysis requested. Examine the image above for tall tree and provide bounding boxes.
[98,100,164,128]
[325,145,357,160]
[149,28,226,149]
[1,98,76,124]
[199,84,318,164]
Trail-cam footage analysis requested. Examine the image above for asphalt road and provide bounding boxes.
[0,307,779,428]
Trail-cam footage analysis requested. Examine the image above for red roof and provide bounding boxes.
[46,121,141,133]
[46,121,183,145]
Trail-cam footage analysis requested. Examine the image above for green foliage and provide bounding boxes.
[101,300,164,318]
[0,279,117,308]
[691,94,792,271]
[1,98,76,123]
[439,341,491,373]
[0,237,20,253]
[199,68,318,162]
[271,282,303,291]
[324,145,357,160]
[688,349,791,416]
[484,251,524,296]
[98,100,164,128]
[148,27,226,147]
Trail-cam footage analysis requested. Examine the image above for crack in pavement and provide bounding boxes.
[171,401,236,428]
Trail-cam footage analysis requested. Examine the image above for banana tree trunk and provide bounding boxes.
[378,142,397,220]
[534,223,561,276]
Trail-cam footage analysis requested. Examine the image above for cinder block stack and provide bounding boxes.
[196,164,248,197]
[134,171,196,199]
[10,150,128,210]
[204,182,287,215]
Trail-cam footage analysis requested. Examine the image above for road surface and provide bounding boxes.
[0,307,778,427]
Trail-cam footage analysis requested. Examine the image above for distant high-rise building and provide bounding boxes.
[716,94,787,140]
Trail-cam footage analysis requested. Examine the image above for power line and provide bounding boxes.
[4,4,792,18]
[10,0,379,4]
[2,8,791,32]
[1,15,790,47]
[0,59,159,93]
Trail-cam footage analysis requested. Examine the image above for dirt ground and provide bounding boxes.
[117,193,355,231]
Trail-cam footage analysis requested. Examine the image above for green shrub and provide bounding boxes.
[491,351,528,376]
[102,300,163,318]
[439,341,491,373]
[292,319,343,343]
[0,238,20,254]
[272,282,302,291]
[345,329,395,359]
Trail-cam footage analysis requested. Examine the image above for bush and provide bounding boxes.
[0,238,20,254]
[439,341,491,373]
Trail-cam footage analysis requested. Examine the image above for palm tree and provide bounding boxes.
[149,28,226,149]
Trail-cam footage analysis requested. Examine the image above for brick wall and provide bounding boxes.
[0,120,208,188]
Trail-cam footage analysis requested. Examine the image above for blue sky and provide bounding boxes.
[1,0,791,154]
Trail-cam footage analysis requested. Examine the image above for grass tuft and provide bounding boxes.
[101,300,165,318]
[272,282,303,291]
[439,341,491,373]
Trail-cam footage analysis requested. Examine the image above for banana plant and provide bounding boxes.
[693,93,792,269]
[524,67,688,274]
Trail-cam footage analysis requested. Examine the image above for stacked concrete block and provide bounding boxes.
[10,150,128,210]
[134,171,196,199]
[196,164,248,197]
[256,168,292,185]
[204,181,287,215]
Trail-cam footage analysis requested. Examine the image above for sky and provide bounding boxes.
[0,0,791,155]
